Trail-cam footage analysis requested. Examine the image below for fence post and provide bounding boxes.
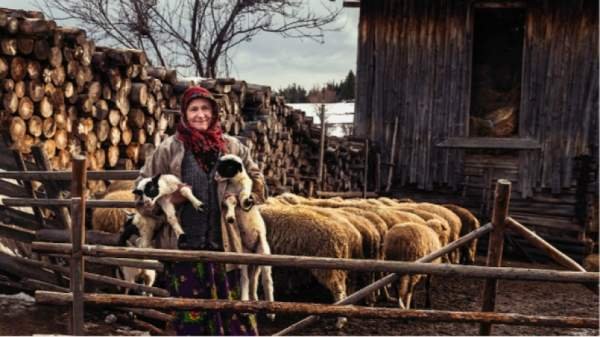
[363,138,369,198]
[317,104,326,191]
[479,179,511,335]
[70,154,87,335]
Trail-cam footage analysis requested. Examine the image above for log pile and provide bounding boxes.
[0,7,373,197]
[172,79,372,195]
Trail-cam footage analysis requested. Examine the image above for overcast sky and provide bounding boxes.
[0,0,359,91]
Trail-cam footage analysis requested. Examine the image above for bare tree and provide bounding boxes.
[36,0,341,78]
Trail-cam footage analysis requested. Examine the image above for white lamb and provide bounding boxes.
[117,232,158,296]
[216,154,275,319]
[132,174,204,248]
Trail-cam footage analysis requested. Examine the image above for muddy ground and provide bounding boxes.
[0,258,597,336]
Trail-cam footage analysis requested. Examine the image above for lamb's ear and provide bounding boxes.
[151,174,162,184]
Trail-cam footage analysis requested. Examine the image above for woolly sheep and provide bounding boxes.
[583,254,599,272]
[106,180,136,194]
[216,154,274,317]
[383,222,442,309]
[117,236,158,296]
[259,204,352,328]
[393,208,451,261]
[91,189,135,233]
[300,206,364,260]
[377,197,401,207]
[443,204,481,265]
[415,203,462,263]
[423,219,451,247]
[275,192,308,205]
[338,207,388,241]
[304,206,381,304]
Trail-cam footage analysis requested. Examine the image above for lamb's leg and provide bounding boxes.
[137,224,155,249]
[179,186,204,212]
[333,286,348,329]
[256,238,275,320]
[404,275,420,310]
[398,275,412,309]
[158,199,184,238]
[248,264,260,301]
[238,176,255,211]
[240,265,250,301]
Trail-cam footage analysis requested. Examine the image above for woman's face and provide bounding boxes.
[185,98,213,131]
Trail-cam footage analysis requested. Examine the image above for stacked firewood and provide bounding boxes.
[0,7,372,197]
[172,79,371,194]
[0,9,96,170]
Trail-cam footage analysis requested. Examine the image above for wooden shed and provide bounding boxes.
[346,0,598,260]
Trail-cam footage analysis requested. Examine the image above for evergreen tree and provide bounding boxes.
[339,70,355,101]
[278,83,308,103]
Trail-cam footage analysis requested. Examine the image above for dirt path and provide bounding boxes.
[0,259,597,335]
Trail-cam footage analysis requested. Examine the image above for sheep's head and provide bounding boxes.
[133,174,162,208]
[216,154,244,179]
[426,219,451,247]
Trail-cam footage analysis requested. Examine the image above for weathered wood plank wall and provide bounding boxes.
[519,0,598,196]
[355,0,472,191]
[355,0,598,195]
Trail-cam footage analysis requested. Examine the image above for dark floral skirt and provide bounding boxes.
[166,261,259,336]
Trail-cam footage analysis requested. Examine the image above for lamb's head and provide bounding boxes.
[216,154,245,180]
[221,194,238,226]
[133,174,162,208]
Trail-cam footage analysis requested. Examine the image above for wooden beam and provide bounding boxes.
[0,170,139,181]
[317,104,326,189]
[69,154,86,336]
[36,229,120,246]
[12,252,169,297]
[0,223,35,242]
[473,1,527,9]
[0,204,60,229]
[0,179,29,197]
[385,116,399,192]
[2,198,141,208]
[35,292,599,329]
[363,138,369,198]
[12,149,46,228]
[507,217,586,272]
[0,254,63,285]
[480,179,512,335]
[315,191,378,198]
[343,0,360,8]
[436,137,541,150]
[47,255,164,272]
[29,228,598,286]
[31,145,71,229]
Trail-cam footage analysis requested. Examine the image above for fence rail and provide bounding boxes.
[30,241,599,284]
[0,170,139,181]
[35,292,599,329]
[0,159,596,335]
[3,198,140,208]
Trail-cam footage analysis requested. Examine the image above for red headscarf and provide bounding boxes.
[176,86,227,171]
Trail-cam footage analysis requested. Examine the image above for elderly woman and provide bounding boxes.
[137,86,266,335]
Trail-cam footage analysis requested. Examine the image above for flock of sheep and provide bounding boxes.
[92,181,480,327]
[261,194,480,312]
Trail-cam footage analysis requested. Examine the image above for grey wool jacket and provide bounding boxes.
[136,133,266,268]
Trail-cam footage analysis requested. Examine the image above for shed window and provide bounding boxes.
[469,7,525,138]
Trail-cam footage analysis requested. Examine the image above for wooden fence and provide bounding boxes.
[0,154,597,335]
